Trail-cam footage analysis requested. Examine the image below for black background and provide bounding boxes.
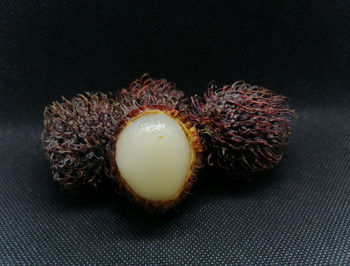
[1,1,349,264]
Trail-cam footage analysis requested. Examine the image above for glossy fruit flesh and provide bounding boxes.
[115,112,192,201]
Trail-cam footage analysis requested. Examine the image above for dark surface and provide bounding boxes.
[1,1,349,264]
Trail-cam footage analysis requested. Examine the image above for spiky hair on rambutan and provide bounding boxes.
[191,81,295,179]
[117,73,189,111]
[41,92,122,195]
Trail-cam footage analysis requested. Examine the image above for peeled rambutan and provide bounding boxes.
[41,92,122,194]
[107,75,203,213]
[191,81,295,178]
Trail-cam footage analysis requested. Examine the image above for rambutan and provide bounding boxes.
[41,92,122,194]
[107,75,203,213]
[191,81,295,178]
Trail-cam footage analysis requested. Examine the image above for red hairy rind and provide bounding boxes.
[191,81,295,177]
[107,105,203,214]
[41,92,123,194]
[117,73,189,111]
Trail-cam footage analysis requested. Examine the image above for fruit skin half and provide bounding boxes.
[108,105,203,214]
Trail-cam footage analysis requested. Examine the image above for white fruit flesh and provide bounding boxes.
[115,112,192,201]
